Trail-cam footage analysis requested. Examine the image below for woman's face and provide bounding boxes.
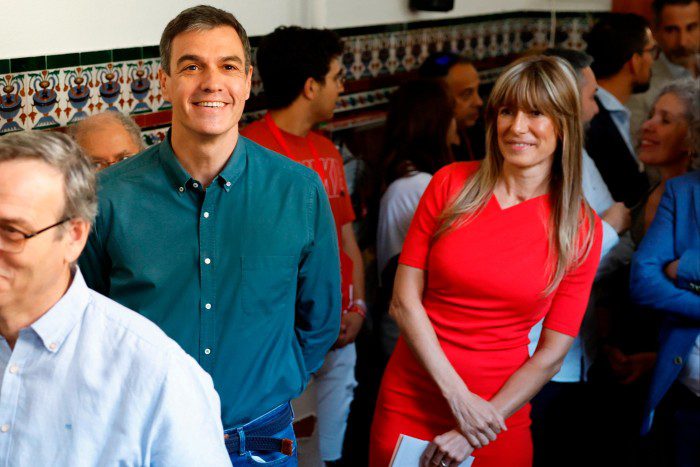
[639,92,690,167]
[496,106,558,171]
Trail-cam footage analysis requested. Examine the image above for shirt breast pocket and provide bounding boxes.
[241,256,297,317]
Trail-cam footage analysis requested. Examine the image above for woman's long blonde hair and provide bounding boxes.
[435,55,596,295]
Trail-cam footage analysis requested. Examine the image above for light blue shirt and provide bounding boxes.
[527,150,619,382]
[0,269,230,466]
[596,87,637,162]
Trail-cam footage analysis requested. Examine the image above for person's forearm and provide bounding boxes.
[490,347,565,419]
[391,296,465,397]
[341,223,365,301]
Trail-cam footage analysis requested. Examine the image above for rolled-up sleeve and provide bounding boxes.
[295,179,342,377]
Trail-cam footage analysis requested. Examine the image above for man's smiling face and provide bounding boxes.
[160,25,252,141]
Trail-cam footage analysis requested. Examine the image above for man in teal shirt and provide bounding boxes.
[78,6,340,465]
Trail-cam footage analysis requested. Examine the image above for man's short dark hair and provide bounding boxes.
[418,52,473,78]
[256,26,344,110]
[652,0,700,23]
[585,13,650,79]
[543,48,594,87]
[160,5,251,75]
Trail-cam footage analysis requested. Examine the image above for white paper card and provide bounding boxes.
[389,434,475,466]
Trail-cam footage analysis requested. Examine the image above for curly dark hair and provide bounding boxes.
[256,26,344,109]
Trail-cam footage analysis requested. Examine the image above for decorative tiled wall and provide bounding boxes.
[0,12,594,137]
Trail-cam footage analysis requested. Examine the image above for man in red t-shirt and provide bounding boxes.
[241,26,365,465]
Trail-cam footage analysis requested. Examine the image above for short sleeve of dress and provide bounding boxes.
[399,163,474,270]
[543,212,603,336]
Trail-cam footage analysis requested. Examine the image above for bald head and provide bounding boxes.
[69,112,145,170]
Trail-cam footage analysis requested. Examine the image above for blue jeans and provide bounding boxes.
[225,403,298,466]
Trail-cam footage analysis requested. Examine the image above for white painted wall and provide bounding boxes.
[2,0,610,59]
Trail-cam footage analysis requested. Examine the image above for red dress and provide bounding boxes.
[369,162,602,466]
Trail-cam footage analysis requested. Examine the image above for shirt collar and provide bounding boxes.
[158,129,247,193]
[658,52,692,80]
[30,268,90,353]
[596,87,629,115]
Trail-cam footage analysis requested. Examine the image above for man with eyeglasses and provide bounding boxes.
[69,111,145,170]
[0,131,229,465]
[628,0,700,145]
[241,26,364,466]
[585,13,654,209]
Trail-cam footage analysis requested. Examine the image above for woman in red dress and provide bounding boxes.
[369,55,603,467]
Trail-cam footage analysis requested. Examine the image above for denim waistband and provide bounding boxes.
[224,403,295,456]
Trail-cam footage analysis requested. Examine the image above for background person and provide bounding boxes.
[376,78,456,359]
[585,13,655,208]
[0,131,229,466]
[69,111,145,170]
[634,79,699,239]
[630,119,699,467]
[241,26,364,466]
[418,52,484,161]
[628,0,700,142]
[369,55,602,467]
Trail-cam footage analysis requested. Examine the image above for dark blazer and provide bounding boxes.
[630,171,700,435]
[585,96,649,207]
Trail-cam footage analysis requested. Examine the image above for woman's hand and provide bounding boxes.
[444,386,506,449]
[421,430,474,467]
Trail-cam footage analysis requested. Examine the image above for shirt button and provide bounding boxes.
[674,356,683,365]
[49,343,57,351]
[205,303,212,310]
[178,186,184,193]
[225,181,231,187]
[203,212,210,218]
[204,348,211,355]
[1,424,9,433]
[8,365,18,374]
[204,258,211,265]
[193,182,199,188]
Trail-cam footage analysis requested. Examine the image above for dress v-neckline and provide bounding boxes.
[490,192,549,212]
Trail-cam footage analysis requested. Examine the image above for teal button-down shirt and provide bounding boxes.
[79,134,341,428]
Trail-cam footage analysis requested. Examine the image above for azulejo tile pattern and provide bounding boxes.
[0,12,594,138]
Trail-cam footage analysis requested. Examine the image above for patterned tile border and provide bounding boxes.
[1,12,595,137]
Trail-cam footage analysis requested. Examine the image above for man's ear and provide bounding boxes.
[302,77,318,101]
[628,53,642,78]
[244,66,253,101]
[65,219,91,264]
[159,67,171,103]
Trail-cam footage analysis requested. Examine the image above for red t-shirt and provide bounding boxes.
[242,118,356,311]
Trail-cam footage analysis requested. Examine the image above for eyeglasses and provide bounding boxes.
[92,155,131,171]
[640,44,660,60]
[0,217,72,253]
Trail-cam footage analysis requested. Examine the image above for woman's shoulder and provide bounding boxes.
[432,161,480,187]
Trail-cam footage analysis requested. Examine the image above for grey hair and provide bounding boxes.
[653,78,700,169]
[160,5,251,75]
[0,131,97,223]
[68,111,146,152]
